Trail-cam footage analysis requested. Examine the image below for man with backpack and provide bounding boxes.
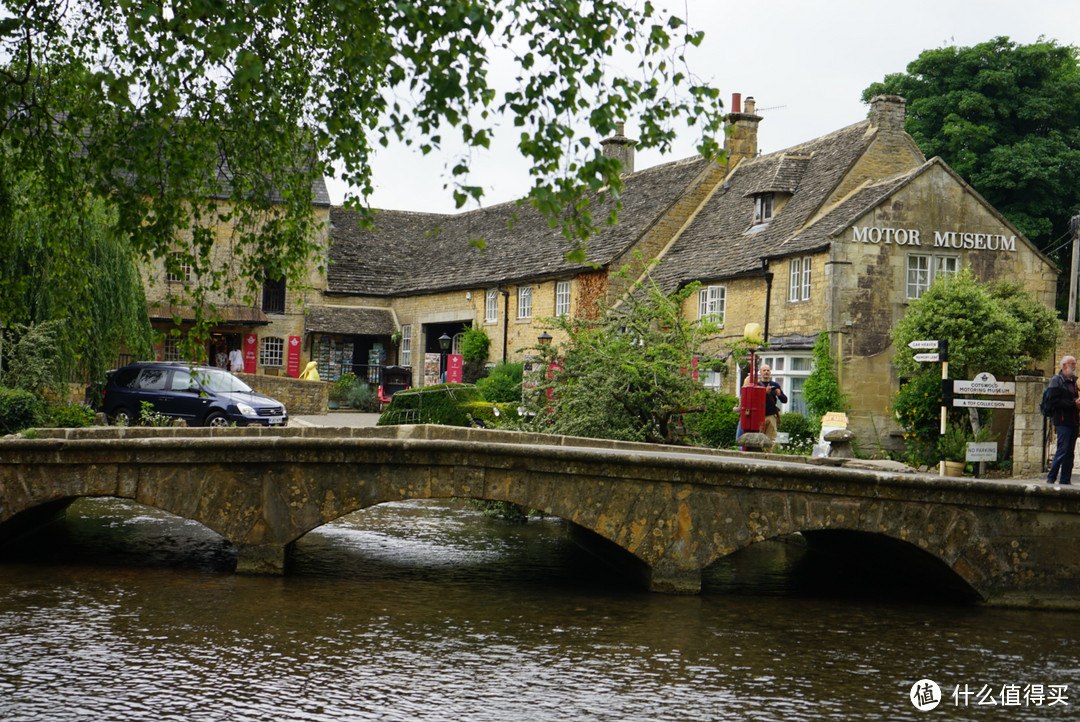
[1045,355,1080,484]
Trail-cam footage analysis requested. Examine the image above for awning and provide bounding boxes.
[148,302,270,325]
[305,306,395,336]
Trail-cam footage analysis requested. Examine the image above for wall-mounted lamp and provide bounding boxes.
[537,331,553,346]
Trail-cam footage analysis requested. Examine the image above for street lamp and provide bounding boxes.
[438,333,451,382]
[537,331,552,346]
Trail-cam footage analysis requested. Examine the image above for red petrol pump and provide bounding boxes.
[739,347,767,433]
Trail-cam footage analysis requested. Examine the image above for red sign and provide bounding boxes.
[446,354,464,383]
[243,333,258,374]
[286,336,301,377]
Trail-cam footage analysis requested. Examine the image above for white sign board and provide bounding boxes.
[908,340,941,350]
[913,353,943,362]
[966,442,998,462]
[953,398,1016,409]
[954,372,1015,395]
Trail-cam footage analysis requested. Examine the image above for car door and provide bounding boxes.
[156,367,205,424]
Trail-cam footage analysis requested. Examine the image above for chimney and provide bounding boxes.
[869,94,906,133]
[724,93,762,165]
[601,122,636,174]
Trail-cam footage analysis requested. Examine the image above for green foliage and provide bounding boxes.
[802,331,847,418]
[460,326,492,364]
[46,402,96,429]
[938,421,995,463]
[0,153,153,385]
[862,37,1080,254]
[686,392,740,449]
[344,382,377,412]
[776,412,819,455]
[892,370,963,468]
[378,384,484,427]
[138,401,175,427]
[475,362,524,403]
[329,372,358,402]
[0,387,46,434]
[461,401,520,428]
[891,268,1059,379]
[0,2,726,340]
[520,266,719,444]
[465,499,544,523]
[2,321,67,395]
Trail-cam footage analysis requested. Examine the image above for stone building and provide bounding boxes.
[142,183,332,375]
[323,94,1058,450]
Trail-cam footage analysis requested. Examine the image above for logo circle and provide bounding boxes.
[910,679,942,711]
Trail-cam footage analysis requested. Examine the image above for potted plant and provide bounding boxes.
[390,329,403,346]
[938,422,971,476]
[328,372,358,410]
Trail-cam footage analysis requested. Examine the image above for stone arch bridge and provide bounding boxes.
[2,424,1078,608]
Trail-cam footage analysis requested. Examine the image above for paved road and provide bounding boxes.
[291,412,381,428]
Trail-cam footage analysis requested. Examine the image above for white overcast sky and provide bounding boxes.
[327,0,1080,213]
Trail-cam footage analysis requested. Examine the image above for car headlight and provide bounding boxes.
[237,402,257,416]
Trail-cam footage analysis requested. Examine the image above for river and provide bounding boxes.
[1,497,1077,721]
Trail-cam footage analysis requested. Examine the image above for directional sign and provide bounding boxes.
[953,379,1015,395]
[908,340,942,350]
[952,398,1015,409]
[913,353,943,362]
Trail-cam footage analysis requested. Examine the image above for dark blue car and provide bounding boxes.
[101,362,288,427]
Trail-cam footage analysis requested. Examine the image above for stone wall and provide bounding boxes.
[236,372,327,416]
[1013,375,1049,477]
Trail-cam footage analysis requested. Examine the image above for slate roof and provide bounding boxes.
[327,156,713,296]
[305,306,395,335]
[649,121,880,293]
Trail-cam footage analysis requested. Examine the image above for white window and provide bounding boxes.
[162,337,182,361]
[485,289,499,323]
[400,324,412,366]
[518,286,532,319]
[907,254,959,299]
[555,280,571,317]
[697,285,725,324]
[167,253,192,284]
[757,353,814,415]
[754,194,774,224]
[259,336,284,367]
[789,256,811,302]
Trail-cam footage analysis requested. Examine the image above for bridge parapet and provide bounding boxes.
[3,425,1080,608]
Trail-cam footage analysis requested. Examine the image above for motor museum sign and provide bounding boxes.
[851,225,1017,252]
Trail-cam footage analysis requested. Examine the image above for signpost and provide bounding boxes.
[966,442,998,463]
[910,340,949,476]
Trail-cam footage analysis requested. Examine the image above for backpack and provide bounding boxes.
[1040,386,1053,417]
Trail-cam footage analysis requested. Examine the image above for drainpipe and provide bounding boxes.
[761,258,773,342]
[500,288,510,363]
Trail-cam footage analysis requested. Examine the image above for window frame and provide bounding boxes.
[754,193,774,224]
[400,324,412,366]
[485,289,499,323]
[517,286,533,320]
[166,253,192,284]
[555,280,571,317]
[788,256,812,302]
[697,285,726,325]
[259,336,285,368]
[907,253,959,299]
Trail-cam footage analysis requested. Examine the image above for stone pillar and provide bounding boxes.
[647,563,702,594]
[869,94,906,132]
[724,94,762,165]
[1013,375,1048,478]
[601,123,636,174]
[235,542,288,575]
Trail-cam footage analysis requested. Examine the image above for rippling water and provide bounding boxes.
[1,498,1077,721]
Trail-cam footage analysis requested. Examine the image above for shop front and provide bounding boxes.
[305,306,398,384]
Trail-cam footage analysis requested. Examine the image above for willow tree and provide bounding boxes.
[0,149,152,392]
[0,0,726,336]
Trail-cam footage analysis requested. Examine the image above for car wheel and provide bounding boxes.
[204,411,230,428]
[111,407,136,426]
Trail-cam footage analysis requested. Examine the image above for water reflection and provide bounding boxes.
[1,498,1077,721]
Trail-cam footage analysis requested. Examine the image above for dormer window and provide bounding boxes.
[754,193,774,224]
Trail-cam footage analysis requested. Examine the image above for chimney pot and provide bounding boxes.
[732,92,742,114]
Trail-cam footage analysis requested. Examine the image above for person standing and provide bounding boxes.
[757,365,788,441]
[1046,355,1080,484]
[229,347,245,373]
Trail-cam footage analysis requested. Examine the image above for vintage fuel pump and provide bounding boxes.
[738,324,766,433]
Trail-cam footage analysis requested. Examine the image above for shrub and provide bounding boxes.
[47,402,96,429]
[330,372,358,402]
[775,411,819,455]
[345,382,378,412]
[687,392,740,448]
[460,325,492,364]
[475,362,524,403]
[461,401,520,427]
[378,383,484,426]
[0,388,46,434]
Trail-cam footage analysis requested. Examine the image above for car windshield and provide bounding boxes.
[191,368,253,394]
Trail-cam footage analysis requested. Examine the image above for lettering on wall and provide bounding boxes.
[851,226,1016,252]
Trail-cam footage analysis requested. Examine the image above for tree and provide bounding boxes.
[803,330,847,419]
[891,268,1059,380]
[0,0,726,330]
[862,37,1080,256]
[0,148,152,390]
[522,267,718,444]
